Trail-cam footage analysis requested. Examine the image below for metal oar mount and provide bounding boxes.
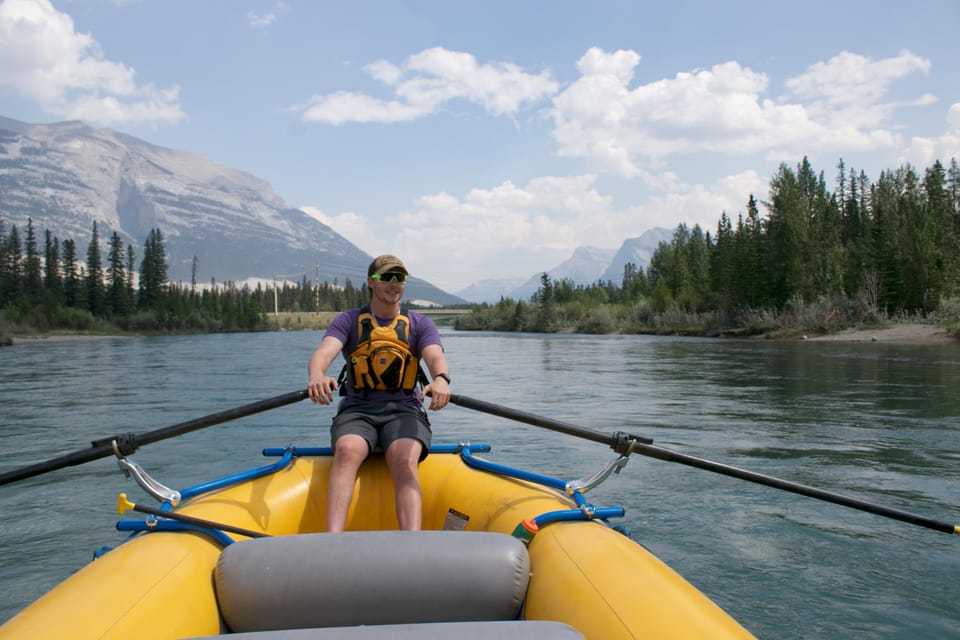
[0,389,310,487]
[449,394,960,537]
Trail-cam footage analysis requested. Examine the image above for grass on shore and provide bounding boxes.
[264,312,337,332]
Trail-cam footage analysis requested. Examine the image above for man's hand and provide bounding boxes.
[422,376,450,410]
[308,376,338,405]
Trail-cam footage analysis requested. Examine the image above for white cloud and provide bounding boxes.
[247,11,277,27]
[247,2,289,28]
[298,46,558,124]
[0,0,184,124]
[308,170,765,292]
[301,90,428,124]
[904,102,960,168]
[785,49,930,109]
[299,205,372,249]
[550,48,934,177]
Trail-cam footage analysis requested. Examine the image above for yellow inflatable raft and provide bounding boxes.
[0,443,754,640]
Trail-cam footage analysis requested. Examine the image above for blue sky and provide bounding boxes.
[1,0,958,291]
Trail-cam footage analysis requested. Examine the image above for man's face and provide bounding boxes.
[368,271,406,306]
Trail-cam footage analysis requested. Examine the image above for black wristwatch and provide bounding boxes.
[434,373,451,384]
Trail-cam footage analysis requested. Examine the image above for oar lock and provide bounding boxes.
[565,452,633,494]
[610,431,651,455]
[111,443,181,506]
[93,432,140,457]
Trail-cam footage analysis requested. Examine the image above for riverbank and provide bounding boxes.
[804,323,957,344]
[7,333,128,346]
[5,321,957,347]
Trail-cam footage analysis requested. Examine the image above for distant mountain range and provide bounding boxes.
[455,228,671,303]
[0,116,674,307]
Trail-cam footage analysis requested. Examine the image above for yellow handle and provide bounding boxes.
[117,493,136,515]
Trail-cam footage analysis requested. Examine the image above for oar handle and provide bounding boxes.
[0,389,310,487]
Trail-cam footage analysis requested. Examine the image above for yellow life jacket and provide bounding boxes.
[347,310,422,392]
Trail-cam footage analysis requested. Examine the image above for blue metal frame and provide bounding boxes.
[457,446,626,529]
[178,448,295,501]
[459,446,568,491]
[112,442,626,550]
[116,518,235,547]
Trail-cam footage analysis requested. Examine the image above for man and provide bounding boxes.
[307,255,451,531]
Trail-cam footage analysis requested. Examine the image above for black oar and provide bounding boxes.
[0,389,309,487]
[450,394,960,537]
[117,493,269,538]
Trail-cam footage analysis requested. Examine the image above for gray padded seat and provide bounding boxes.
[187,620,585,639]
[203,531,583,638]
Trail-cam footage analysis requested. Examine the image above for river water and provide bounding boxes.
[0,330,958,638]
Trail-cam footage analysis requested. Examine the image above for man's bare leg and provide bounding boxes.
[325,435,369,532]
[385,438,423,531]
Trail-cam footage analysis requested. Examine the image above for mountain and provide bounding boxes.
[457,231,673,304]
[505,246,617,302]
[0,116,464,305]
[454,278,527,304]
[598,227,673,284]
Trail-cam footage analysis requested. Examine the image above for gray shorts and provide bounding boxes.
[332,402,432,461]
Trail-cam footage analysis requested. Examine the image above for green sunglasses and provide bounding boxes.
[371,272,408,284]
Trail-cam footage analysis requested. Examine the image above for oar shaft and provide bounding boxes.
[0,444,113,486]
[127,502,270,539]
[632,443,959,536]
[450,394,652,447]
[0,389,309,487]
[451,394,959,537]
[135,389,309,447]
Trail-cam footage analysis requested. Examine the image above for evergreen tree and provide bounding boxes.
[765,158,842,304]
[298,275,314,312]
[948,158,960,224]
[24,219,43,307]
[0,218,6,305]
[2,225,24,307]
[535,272,555,330]
[686,224,712,311]
[43,230,64,307]
[870,170,904,311]
[126,244,137,312]
[711,212,734,309]
[738,195,767,308]
[139,228,169,311]
[85,222,105,315]
[922,161,959,303]
[840,164,873,300]
[62,238,79,308]
[897,166,931,311]
[621,261,648,301]
[107,231,128,317]
[810,169,844,298]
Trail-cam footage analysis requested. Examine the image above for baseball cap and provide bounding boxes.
[368,254,408,277]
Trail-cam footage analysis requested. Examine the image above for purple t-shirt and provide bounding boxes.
[325,307,442,410]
